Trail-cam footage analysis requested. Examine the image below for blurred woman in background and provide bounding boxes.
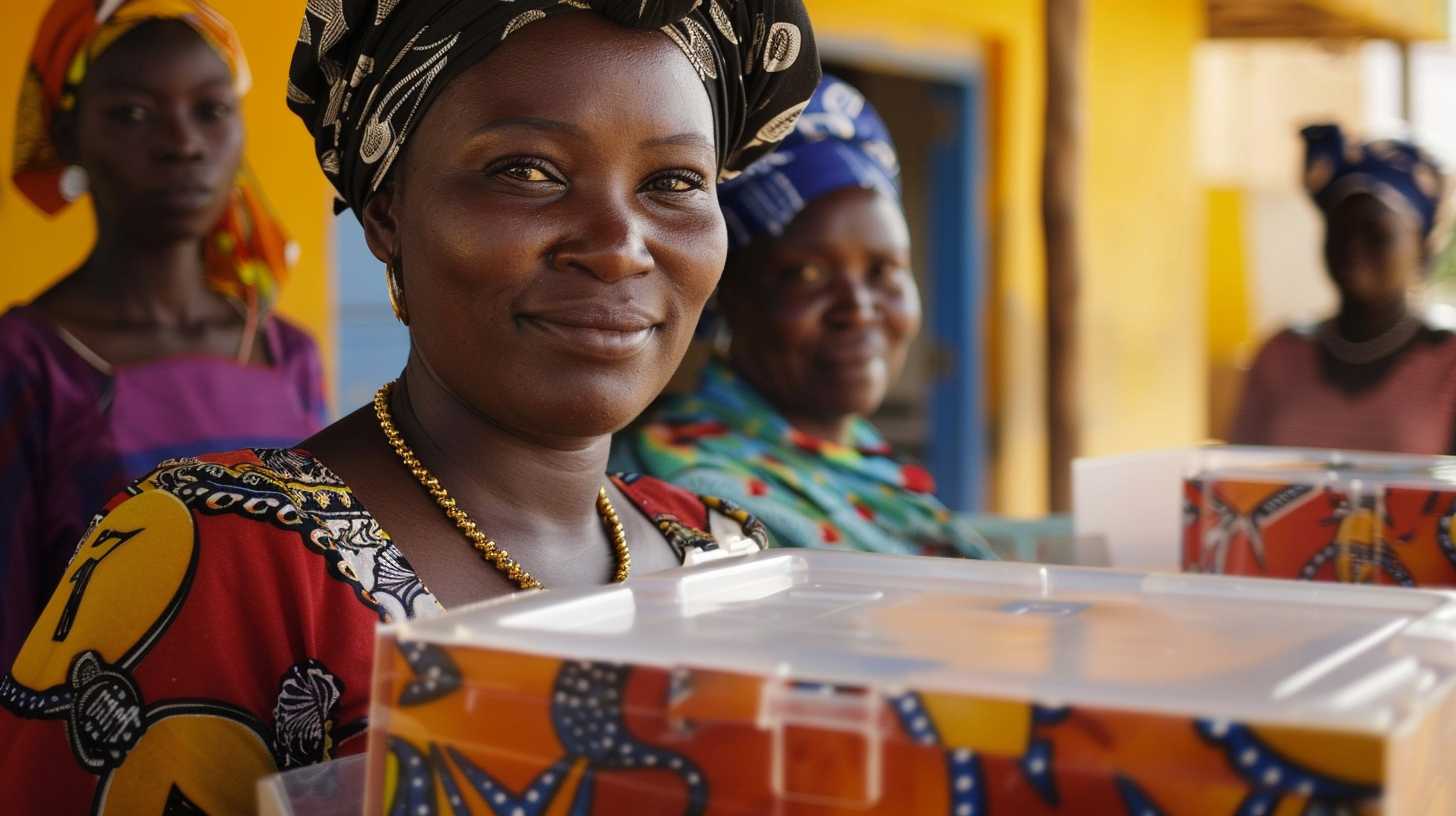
[615,75,992,559]
[0,0,324,668]
[1231,124,1456,454]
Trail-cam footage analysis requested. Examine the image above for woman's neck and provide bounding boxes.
[69,227,218,326]
[1334,297,1414,342]
[394,351,613,532]
[784,413,855,446]
[725,354,857,445]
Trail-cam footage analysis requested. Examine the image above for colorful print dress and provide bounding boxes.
[614,360,993,559]
[0,448,764,814]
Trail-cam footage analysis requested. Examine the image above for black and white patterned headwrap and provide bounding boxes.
[287,0,820,216]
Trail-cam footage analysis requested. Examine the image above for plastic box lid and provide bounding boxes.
[1186,447,1456,491]
[381,549,1456,736]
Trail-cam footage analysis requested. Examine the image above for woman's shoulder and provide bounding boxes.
[1243,325,1320,377]
[1263,324,1320,352]
[610,472,768,563]
[0,305,109,427]
[0,304,88,379]
[1415,323,1456,352]
[0,303,45,342]
[266,313,324,361]
[0,447,379,812]
[120,447,402,616]
[145,447,350,500]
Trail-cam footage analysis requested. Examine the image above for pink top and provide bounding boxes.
[1230,327,1456,454]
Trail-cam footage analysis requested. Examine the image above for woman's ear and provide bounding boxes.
[52,109,79,165]
[361,183,401,266]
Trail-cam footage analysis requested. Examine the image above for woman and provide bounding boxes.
[0,0,816,812]
[0,0,324,670]
[1231,124,1456,454]
[615,76,992,559]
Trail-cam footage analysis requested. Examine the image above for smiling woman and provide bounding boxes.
[0,0,818,811]
[361,15,728,459]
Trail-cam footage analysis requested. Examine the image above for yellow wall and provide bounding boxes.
[808,0,1208,513]
[0,1,336,386]
[1081,0,1208,457]
[1204,187,1252,439]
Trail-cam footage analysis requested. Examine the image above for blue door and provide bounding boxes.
[924,76,987,512]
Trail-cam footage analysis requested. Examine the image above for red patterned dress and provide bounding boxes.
[0,448,763,814]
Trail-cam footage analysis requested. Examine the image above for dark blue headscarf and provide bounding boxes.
[1302,124,1446,240]
[718,73,900,251]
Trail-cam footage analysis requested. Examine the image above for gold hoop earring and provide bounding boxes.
[386,260,409,326]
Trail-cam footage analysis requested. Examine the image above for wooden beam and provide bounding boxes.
[1044,0,1083,512]
[1208,0,1446,40]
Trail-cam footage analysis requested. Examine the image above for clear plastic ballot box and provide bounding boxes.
[257,754,366,816]
[362,549,1456,815]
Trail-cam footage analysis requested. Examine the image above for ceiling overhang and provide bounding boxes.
[1209,0,1447,41]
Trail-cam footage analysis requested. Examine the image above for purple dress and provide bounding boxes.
[0,304,326,668]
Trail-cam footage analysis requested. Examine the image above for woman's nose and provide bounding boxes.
[551,192,654,282]
[155,109,206,163]
[826,270,878,327]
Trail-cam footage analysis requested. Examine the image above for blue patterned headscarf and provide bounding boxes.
[718,73,900,251]
[1302,124,1447,240]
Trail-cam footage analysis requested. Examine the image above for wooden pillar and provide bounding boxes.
[1043,0,1084,512]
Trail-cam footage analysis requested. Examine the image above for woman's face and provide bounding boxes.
[69,21,243,244]
[722,187,919,427]
[1325,192,1426,310]
[365,12,723,441]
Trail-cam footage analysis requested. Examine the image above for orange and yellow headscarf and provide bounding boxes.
[13,0,294,309]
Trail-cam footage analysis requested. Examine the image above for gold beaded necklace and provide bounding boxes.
[372,381,630,590]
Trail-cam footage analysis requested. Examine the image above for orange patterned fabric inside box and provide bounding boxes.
[1183,478,1456,587]
[363,639,1386,815]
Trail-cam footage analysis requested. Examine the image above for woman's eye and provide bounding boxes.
[873,262,910,284]
[789,264,825,286]
[502,164,553,183]
[646,172,706,194]
[108,105,149,124]
[198,101,235,121]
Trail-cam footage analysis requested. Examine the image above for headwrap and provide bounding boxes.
[287,0,821,217]
[718,73,901,250]
[13,0,296,309]
[1302,123,1449,244]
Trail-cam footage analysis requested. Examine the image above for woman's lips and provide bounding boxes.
[819,335,888,366]
[149,186,216,212]
[519,305,660,362]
